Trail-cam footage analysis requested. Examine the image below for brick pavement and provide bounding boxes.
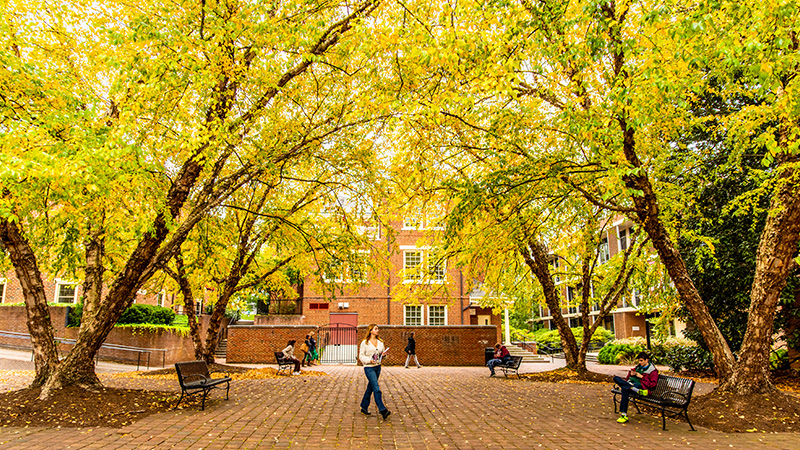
[0,364,796,449]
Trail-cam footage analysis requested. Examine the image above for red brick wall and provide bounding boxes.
[226,325,319,364]
[226,324,497,366]
[0,305,227,367]
[613,311,647,340]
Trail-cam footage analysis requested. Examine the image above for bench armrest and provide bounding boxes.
[209,369,231,379]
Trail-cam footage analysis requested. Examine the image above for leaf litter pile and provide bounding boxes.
[521,367,800,432]
[0,364,327,429]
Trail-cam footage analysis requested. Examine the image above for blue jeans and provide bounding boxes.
[487,356,511,374]
[361,365,387,412]
[613,375,640,414]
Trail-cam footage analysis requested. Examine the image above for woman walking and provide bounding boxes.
[404,332,421,368]
[358,324,391,420]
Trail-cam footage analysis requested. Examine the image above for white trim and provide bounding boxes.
[0,278,6,303]
[399,244,430,250]
[54,279,79,304]
[427,304,448,326]
[403,304,423,326]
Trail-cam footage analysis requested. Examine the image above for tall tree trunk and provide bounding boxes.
[520,239,580,368]
[172,251,205,361]
[721,157,800,393]
[39,152,207,397]
[202,284,238,363]
[0,217,59,387]
[618,122,736,381]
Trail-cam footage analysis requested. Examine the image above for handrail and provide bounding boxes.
[0,330,167,370]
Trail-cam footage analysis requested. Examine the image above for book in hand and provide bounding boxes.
[372,348,389,363]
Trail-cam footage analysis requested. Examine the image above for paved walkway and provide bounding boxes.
[0,357,795,449]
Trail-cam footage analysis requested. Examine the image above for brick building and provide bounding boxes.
[530,216,686,340]
[280,217,502,344]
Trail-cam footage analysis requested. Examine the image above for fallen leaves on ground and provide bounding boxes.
[519,368,611,384]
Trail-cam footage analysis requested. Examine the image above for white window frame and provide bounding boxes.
[54,280,79,304]
[156,292,164,307]
[428,305,447,326]
[429,254,446,283]
[403,250,424,282]
[617,226,629,252]
[404,305,423,326]
[598,237,610,264]
[403,216,422,230]
[0,278,6,303]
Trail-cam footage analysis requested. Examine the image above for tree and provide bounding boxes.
[1,0,385,396]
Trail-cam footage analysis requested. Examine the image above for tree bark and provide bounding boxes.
[0,216,59,387]
[618,122,736,381]
[165,250,205,361]
[520,239,580,368]
[721,157,800,393]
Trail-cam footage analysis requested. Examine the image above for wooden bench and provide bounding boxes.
[612,374,696,430]
[174,361,231,410]
[496,355,523,379]
[274,351,293,376]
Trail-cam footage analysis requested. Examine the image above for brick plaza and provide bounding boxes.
[0,361,796,449]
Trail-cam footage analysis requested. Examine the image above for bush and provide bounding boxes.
[150,307,176,326]
[67,303,83,327]
[598,343,645,365]
[531,327,614,348]
[770,349,790,371]
[117,304,175,325]
[661,345,714,372]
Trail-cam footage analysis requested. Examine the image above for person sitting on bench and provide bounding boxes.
[486,343,511,377]
[613,351,659,423]
[282,340,302,375]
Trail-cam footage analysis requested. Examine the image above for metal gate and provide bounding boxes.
[318,323,358,364]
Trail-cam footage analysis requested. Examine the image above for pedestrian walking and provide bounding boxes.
[358,324,391,420]
[404,332,421,368]
[308,331,319,365]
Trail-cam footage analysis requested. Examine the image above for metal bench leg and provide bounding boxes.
[684,409,695,431]
[662,408,667,431]
[174,391,186,410]
[613,394,619,414]
[225,381,230,400]
[201,388,210,411]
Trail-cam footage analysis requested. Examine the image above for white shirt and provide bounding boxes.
[359,339,385,366]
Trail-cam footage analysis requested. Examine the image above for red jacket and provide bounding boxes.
[494,346,510,359]
[626,363,658,390]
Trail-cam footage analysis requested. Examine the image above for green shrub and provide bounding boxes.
[532,327,614,347]
[151,307,175,326]
[770,349,790,370]
[661,345,714,372]
[117,304,175,325]
[67,303,83,327]
[598,343,646,365]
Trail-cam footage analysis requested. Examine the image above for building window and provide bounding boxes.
[598,237,610,264]
[404,305,422,326]
[428,305,447,326]
[404,250,424,281]
[539,305,550,317]
[550,257,561,284]
[195,300,203,315]
[309,303,330,310]
[0,279,5,303]
[566,287,578,314]
[618,227,630,251]
[156,293,164,307]
[55,281,79,303]
[429,255,446,282]
[403,216,421,230]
